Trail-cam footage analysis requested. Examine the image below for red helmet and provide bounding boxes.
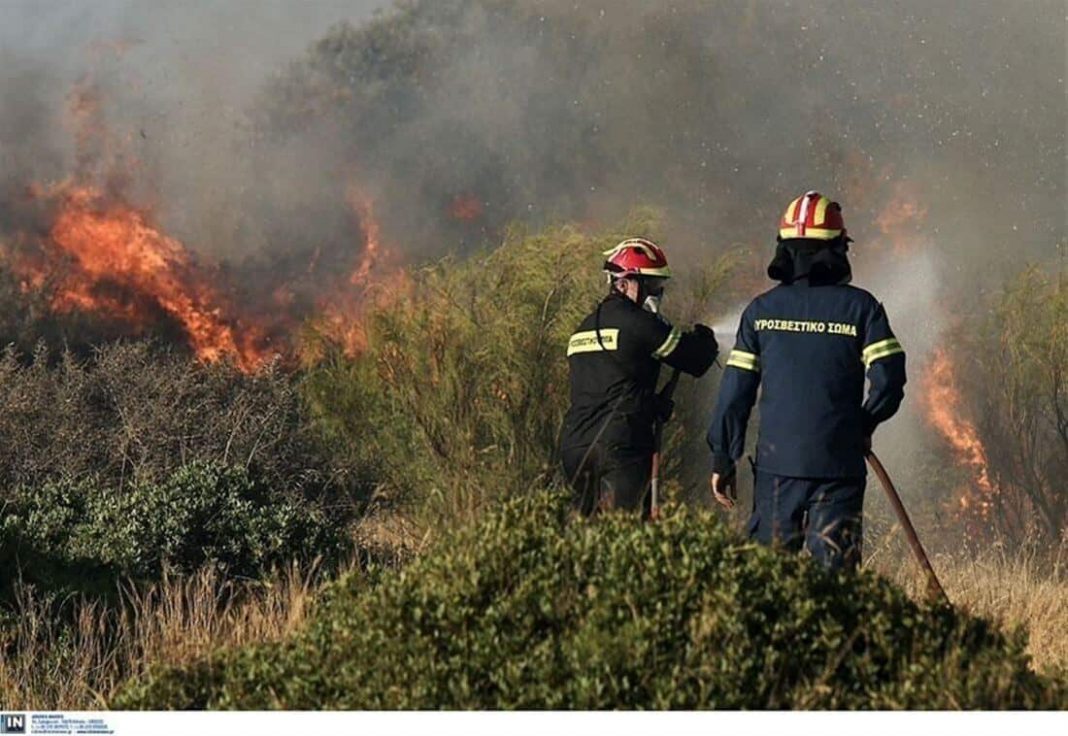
[779,191,848,241]
[602,238,672,278]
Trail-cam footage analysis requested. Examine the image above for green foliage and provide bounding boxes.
[114,492,1059,709]
[303,219,594,521]
[958,266,1067,541]
[2,462,345,595]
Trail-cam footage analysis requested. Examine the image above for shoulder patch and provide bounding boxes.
[568,328,619,356]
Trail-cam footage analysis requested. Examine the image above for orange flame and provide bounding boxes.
[2,77,415,371]
[45,183,269,370]
[921,346,997,519]
[311,187,408,358]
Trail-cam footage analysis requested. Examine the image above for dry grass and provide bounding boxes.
[0,561,331,709]
[869,538,1068,674]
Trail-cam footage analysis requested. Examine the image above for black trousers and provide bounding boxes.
[750,470,865,572]
[561,444,652,518]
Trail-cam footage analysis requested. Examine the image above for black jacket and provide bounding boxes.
[707,280,906,478]
[560,293,718,454]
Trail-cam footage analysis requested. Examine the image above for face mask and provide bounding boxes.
[642,294,662,314]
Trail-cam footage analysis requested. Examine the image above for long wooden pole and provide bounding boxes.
[866,451,949,604]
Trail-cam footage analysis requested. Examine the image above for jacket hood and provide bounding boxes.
[767,238,852,286]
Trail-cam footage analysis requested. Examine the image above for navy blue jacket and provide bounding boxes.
[707,281,906,479]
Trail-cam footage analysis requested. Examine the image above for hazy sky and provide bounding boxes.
[0,1,389,103]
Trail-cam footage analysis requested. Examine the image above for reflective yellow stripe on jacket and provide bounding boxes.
[726,349,760,372]
[652,326,681,359]
[862,337,904,367]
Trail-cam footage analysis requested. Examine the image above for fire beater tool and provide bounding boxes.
[650,368,681,520]
[866,450,949,604]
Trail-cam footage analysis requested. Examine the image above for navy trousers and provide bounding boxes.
[749,470,865,572]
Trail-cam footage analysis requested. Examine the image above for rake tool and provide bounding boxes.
[866,450,949,604]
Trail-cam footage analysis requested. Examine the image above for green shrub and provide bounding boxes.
[114,492,1059,709]
[2,462,345,594]
[959,266,1067,542]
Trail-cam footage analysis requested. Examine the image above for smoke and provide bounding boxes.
[0,1,382,239]
[3,1,1063,267]
[0,2,1063,473]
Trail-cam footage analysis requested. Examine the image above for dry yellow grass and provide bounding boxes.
[869,540,1067,674]
[0,562,327,709]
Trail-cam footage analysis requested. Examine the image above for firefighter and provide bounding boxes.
[560,238,719,517]
[707,192,906,571]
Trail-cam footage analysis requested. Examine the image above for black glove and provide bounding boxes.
[693,323,719,354]
[653,394,675,423]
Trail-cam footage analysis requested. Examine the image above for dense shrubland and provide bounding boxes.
[0,221,1064,708]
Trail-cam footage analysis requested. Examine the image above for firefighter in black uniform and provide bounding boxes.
[561,238,719,517]
[707,192,906,571]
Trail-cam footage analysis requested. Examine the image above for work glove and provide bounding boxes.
[694,323,718,348]
[653,394,675,423]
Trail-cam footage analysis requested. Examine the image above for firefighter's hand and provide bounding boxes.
[709,470,737,509]
[653,395,675,423]
[694,323,719,351]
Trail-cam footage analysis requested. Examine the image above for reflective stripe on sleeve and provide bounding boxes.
[652,326,682,359]
[726,349,760,372]
[862,337,904,367]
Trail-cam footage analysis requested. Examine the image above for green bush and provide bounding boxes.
[2,462,345,594]
[961,266,1067,542]
[114,492,1059,709]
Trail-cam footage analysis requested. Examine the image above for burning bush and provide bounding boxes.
[113,491,1060,709]
[302,222,602,523]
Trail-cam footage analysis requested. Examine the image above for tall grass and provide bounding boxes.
[0,561,330,709]
[869,538,1067,674]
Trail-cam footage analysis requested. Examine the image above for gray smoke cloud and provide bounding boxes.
[0,0,1063,529]
[2,1,1062,270]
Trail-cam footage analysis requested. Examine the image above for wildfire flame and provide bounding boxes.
[38,183,269,370]
[921,347,997,518]
[0,78,412,371]
[310,186,409,359]
[869,178,999,527]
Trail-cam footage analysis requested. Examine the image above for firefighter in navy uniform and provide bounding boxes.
[561,239,719,517]
[707,192,906,571]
